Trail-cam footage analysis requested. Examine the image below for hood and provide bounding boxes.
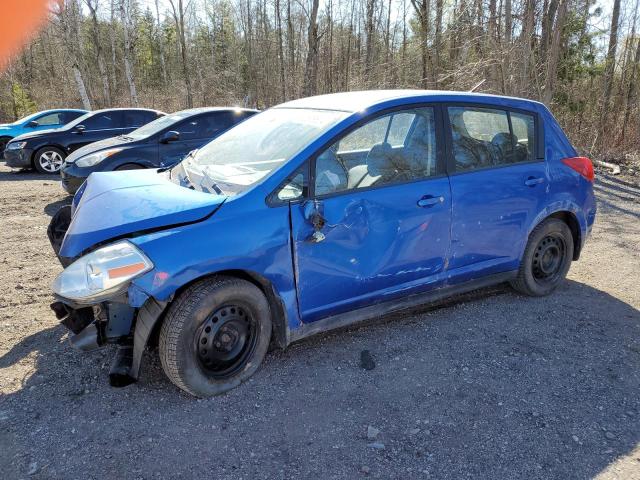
[12,128,62,141]
[66,136,133,163]
[60,169,226,259]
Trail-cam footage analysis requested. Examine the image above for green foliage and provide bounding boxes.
[11,83,36,118]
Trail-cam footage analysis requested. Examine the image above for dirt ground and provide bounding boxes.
[0,164,638,480]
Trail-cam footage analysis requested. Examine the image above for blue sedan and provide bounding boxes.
[48,90,596,396]
[0,109,87,158]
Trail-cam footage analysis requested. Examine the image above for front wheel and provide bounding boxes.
[0,136,12,159]
[159,276,272,397]
[34,146,65,174]
[510,218,574,296]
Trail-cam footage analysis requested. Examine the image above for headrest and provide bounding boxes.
[366,142,394,176]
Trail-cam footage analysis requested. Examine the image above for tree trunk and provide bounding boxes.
[169,0,193,108]
[120,0,138,106]
[410,0,431,88]
[86,0,111,107]
[275,0,287,101]
[155,0,168,84]
[600,0,622,131]
[73,63,92,110]
[302,0,320,96]
[364,0,376,84]
[542,0,568,105]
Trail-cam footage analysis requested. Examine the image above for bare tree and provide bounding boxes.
[600,0,622,138]
[120,0,138,106]
[302,0,320,96]
[85,0,111,106]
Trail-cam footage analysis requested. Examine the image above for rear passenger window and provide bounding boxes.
[35,112,64,126]
[448,106,535,171]
[83,112,119,130]
[123,110,155,128]
[314,107,438,196]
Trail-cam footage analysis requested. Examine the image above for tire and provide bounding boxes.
[34,146,65,174]
[159,276,272,397]
[510,218,574,296]
[0,136,12,159]
[47,205,72,257]
[115,163,144,171]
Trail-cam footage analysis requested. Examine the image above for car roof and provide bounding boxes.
[41,108,88,113]
[274,90,544,113]
[172,107,260,115]
[89,107,166,115]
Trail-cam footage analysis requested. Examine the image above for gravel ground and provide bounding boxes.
[0,165,639,480]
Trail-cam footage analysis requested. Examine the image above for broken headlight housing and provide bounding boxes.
[52,241,153,304]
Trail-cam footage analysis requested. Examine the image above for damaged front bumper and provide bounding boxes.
[51,296,166,387]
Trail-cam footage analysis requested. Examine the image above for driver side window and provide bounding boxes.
[314,107,437,196]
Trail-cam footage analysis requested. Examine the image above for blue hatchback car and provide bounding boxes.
[49,90,596,396]
[0,109,87,157]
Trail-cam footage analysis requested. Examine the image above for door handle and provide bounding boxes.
[417,195,444,208]
[524,176,544,187]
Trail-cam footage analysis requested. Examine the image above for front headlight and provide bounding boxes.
[75,148,123,167]
[6,141,26,150]
[52,241,153,304]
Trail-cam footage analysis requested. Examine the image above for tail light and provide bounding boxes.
[561,156,595,182]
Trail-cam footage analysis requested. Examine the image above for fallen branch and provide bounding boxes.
[593,159,621,175]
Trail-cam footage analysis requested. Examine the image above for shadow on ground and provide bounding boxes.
[1,279,639,479]
[0,169,58,182]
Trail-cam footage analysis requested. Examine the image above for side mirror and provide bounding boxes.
[26,120,39,128]
[302,200,326,243]
[74,125,86,134]
[160,131,180,143]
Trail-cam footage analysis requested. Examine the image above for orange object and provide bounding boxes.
[0,0,51,69]
[108,263,147,279]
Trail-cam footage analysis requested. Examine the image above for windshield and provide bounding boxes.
[127,111,193,140]
[184,108,348,195]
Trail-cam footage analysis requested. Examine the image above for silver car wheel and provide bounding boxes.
[38,150,64,173]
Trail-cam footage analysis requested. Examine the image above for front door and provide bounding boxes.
[158,114,223,168]
[290,106,452,322]
[67,111,124,152]
[444,105,548,278]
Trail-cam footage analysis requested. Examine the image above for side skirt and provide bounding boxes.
[288,271,517,344]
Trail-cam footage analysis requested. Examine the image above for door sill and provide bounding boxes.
[288,270,517,344]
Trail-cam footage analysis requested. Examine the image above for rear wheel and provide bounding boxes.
[34,146,65,174]
[159,276,272,397]
[511,218,574,296]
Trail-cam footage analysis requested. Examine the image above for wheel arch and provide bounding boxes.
[531,210,582,260]
[147,269,289,351]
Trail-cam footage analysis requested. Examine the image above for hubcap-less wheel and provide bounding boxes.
[532,234,566,285]
[38,150,64,173]
[196,305,258,379]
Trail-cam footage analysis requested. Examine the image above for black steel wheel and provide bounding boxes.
[511,218,574,296]
[195,304,259,378]
[159,276,272,397]
[531,234,566,285]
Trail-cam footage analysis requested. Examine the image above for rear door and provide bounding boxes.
[66,111,124,152]
[444,104,547,279]
[122,110,158,131]
[32,111,66,131]
[287,106,452,322]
